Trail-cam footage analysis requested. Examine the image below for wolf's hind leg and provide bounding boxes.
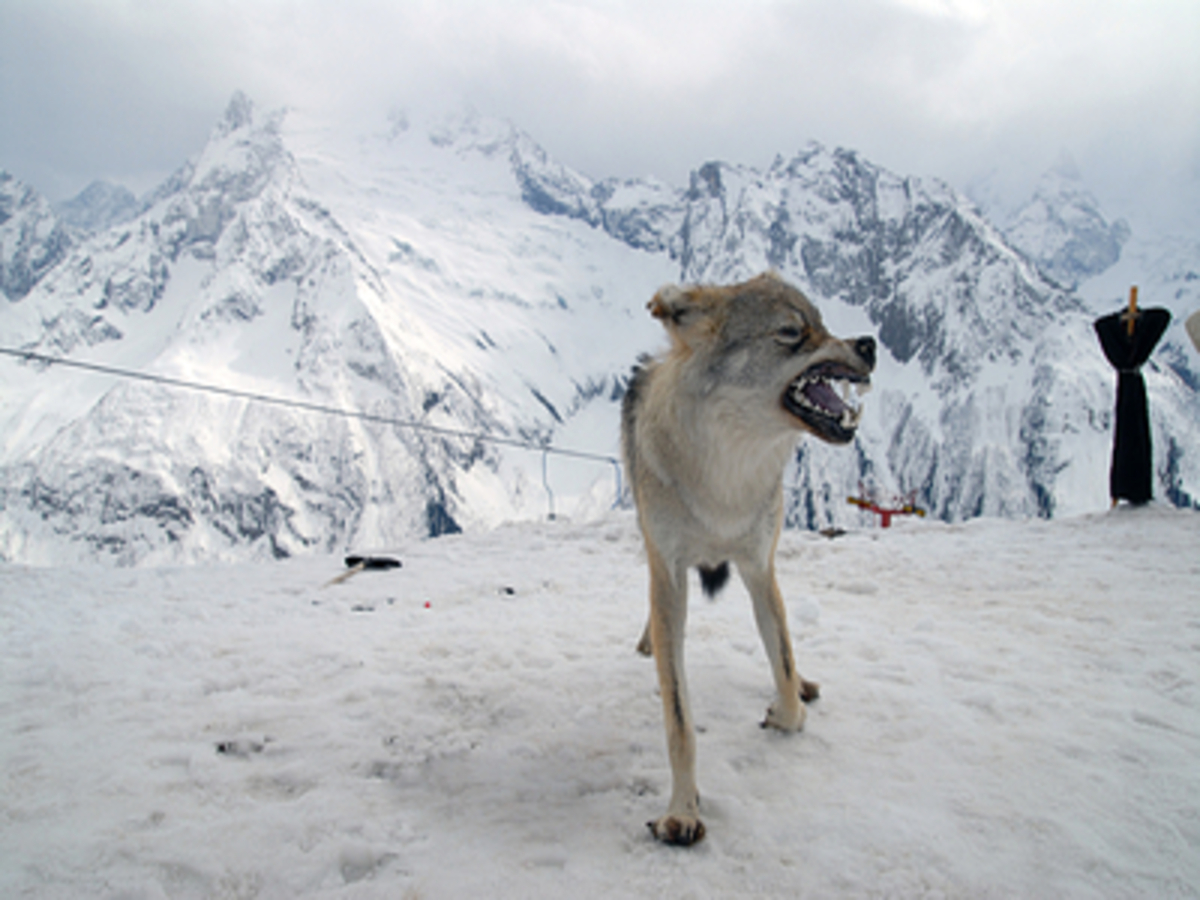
[738,559,811,730]
[636,619,653,656]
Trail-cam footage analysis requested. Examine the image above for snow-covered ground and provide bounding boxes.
[3,505,1198,898]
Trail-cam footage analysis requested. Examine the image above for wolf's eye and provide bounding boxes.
[776,325,806,345]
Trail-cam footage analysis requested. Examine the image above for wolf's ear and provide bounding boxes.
[648,284,719,349]
[648,284,694,325]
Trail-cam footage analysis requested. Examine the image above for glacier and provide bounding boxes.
[1,92,1197,565]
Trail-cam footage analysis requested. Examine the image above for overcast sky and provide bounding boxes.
[2,0,1197,233]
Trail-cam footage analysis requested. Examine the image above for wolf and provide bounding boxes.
[621,271,875,845]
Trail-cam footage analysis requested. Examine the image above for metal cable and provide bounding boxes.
[0,346,621,466]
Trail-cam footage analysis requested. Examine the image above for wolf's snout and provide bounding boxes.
[853,336,876,370]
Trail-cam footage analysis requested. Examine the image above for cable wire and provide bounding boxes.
[0,346,621,467]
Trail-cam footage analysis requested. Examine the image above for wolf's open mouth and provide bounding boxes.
[782,362,871,443]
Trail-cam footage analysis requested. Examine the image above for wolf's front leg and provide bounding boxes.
[645,551,704,845]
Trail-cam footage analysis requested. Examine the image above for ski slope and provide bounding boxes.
[2,505,1197,897]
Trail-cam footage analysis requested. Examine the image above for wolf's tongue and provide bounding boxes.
[802,379,847,414]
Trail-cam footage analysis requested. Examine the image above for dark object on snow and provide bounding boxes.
[216,738,266,758]
[1094,296,1170,505]
[344,555,402,570]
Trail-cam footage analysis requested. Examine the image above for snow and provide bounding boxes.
[3,505,1198,897]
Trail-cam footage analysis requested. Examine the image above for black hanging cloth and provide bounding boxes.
[1093,307,1170,505]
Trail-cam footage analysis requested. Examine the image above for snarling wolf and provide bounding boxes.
[622,272,875,845]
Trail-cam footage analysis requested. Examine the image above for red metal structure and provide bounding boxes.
[847,486,926,528]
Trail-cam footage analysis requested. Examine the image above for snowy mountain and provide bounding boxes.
[53,179,140,236]
[1002,155,1131,291]
[0,171,73,301]
[0,95,672,564]
[519,139,1200,524]
[1,93,1197,565]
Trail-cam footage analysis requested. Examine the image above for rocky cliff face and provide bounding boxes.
[0,171,74,301]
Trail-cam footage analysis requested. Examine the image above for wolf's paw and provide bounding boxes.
[648,814,706,846]
[800,678,821,703]
[761,700,806,732]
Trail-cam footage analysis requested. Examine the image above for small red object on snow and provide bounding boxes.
[424,601,431,609]
[847,484,926,528]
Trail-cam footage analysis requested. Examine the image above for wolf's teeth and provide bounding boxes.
[836,380,863,412]
[790,378,866,426]
[791,380,813,409]
[856,381,872,397]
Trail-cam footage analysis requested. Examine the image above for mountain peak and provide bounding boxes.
[428,108,516,157]
[1004,160,1130,289]
[1048,149,1082,182]
[0,171,73,300]
[54,180,139,235]
[215,91,256,139]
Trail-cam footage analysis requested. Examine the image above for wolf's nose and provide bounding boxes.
[854,336,876,369]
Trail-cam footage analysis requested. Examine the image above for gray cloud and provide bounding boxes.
[2,0,1197,232]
